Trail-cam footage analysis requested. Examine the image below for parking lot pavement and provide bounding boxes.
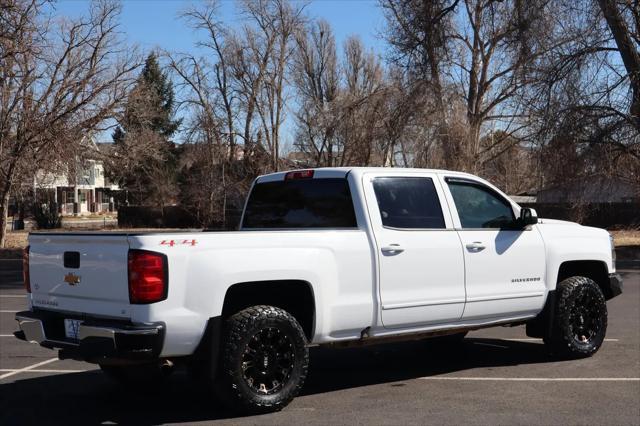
[1,270,638,425]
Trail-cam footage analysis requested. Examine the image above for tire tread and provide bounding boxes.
[217,305,309,414]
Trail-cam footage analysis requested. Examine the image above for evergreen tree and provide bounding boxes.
[110,52,182,206]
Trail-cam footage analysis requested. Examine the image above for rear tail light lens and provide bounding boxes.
[128,250,168,304]
[285,169,314,180]
[23,245,30,293]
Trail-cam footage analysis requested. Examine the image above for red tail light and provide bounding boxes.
[128,250,168,304]
[285,169,314,180]
[23,245,30,293]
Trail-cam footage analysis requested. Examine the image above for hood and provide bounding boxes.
[537,218,580,226]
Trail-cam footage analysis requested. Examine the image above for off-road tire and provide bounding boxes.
[544,276,607,358]
[216,305,309,414]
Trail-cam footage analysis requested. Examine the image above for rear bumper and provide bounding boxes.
[609,273,623,299]
[14,310,164,363]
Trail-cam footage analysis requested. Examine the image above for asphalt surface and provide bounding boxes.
[0,268,638,425]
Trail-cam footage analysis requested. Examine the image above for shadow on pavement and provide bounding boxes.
[0,338,560,425]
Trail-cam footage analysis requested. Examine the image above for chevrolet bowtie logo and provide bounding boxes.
[64,273,81,286]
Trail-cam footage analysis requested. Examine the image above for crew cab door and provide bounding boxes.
[363,173,465,328]
[440,176,546,320]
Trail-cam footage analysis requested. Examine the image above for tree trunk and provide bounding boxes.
[0,183,12,248]
[598,0,640,129]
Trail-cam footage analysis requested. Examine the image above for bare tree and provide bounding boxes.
[381,0,571,174]
[169,0,306,227]
[245,0,306,171]
[292,28,387,167]
[292,19,341,166]
[598,0,640,129]
[336,36,386,165]
[0,0,139,247]
[522,0,639,197]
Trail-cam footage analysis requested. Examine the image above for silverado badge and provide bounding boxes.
[64,272,81,286]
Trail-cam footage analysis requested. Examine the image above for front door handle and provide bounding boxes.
[466,241,486,251]
[381,244,404,255]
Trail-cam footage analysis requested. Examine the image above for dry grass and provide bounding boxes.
[4,230,28,249]
[0,231,28,258]
[610,229,640,247]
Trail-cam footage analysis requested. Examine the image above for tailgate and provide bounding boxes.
[29,233,132,319]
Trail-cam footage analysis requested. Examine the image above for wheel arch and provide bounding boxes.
[221,280,316,341]
[556,260,613,299]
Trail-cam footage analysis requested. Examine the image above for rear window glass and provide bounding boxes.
[372,177,446,229]
[242,178,357,229]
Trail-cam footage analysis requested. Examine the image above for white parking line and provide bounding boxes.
[0,295,25,298]
[419,377,640,382]
[0,334,15,337]
[0,358,58,380]
[0,310,18,313]
[0,369,86,373]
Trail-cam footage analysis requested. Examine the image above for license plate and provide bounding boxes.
[64,319,83,340]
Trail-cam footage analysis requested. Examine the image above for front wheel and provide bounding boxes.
[216,305,309,414]
[544,276,607,358]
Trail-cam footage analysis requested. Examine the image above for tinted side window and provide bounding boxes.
[447,180,515,229]
[372,177,446,229]
[242,178,357,228]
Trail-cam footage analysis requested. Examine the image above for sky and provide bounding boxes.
[51,1,386,56]
[49,0,387,145]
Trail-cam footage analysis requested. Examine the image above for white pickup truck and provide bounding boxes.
[15,167,622,413]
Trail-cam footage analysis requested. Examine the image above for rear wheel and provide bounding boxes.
[216,305,309,414]
[544,276,607,358]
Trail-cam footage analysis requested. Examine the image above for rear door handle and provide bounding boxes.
[466,241,486,251]
[381,244,404,254]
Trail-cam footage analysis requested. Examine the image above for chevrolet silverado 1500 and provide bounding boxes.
[15,167,622,413]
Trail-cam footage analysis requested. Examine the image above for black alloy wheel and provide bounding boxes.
[544,276,608,358]
[216,305,309,414]
[241,326,296,395]
[568,285,606,345]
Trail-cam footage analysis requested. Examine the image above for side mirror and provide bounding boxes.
[519,207,538,227]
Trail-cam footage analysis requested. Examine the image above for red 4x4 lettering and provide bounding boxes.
[160,239,197,247]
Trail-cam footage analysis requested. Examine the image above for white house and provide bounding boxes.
[35,141,120,216]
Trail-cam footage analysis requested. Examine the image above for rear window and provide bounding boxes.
[242,178,357,229]
[372,177,446,229]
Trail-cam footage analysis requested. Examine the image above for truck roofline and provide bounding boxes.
[255,167,477,183]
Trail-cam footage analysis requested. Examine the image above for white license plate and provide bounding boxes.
[64,319,83,340]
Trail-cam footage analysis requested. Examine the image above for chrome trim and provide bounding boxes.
[382,298,466,310]
[16,316,46,344]
[381,225,456,232]
[117,328,160,335]
[16,313,162,349]
[78,325,159,340]
[78,325,115,340]
[466,292,544,303]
